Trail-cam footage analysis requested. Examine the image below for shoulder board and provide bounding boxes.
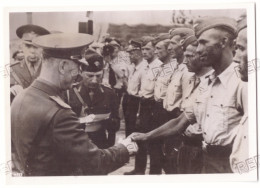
[49,96,71,109]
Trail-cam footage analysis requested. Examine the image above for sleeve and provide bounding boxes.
[52,109,129,175]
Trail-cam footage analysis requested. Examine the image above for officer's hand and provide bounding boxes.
[118,137,138,156]
[10,85,23,96]
[129,132,148,142]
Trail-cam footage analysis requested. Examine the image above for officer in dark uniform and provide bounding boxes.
[10,24,50,102]
[11,33,138,176]
[68,49,120,149]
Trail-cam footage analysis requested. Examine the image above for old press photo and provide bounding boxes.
[3,2,258,183]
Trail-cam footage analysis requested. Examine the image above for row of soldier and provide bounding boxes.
[10,14,248,176]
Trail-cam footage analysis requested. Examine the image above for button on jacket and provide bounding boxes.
[11,79,129,176]
[184,63,248,146]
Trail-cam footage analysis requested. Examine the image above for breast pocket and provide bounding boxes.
[194,95,206,122]
[211,97,237,131]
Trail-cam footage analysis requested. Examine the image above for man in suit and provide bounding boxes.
[11,33,138,176]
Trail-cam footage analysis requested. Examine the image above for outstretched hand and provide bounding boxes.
[128,132,148,142]
[118,137,138,155]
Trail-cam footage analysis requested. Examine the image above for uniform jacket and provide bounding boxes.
[10,59,42,88]
[11,79,129,176]
[68,84,120,132]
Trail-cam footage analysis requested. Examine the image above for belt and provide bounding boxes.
[202,141,232,158]
[182,134,203,147]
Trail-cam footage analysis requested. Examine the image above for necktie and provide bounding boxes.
[89,90,95,102]
[109,64,116,88]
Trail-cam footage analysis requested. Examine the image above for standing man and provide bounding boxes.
[68,49,120,149]
[131,17,247,174]
[11,33,138,176]
[124,40,148,137]
[177,35,213,173]
[230,15,248,173]
[10,24,50,101]
[150,33,177,174]
[124,36,162,175]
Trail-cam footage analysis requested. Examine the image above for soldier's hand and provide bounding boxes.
[118,137,138,156]
[129,132,149,142]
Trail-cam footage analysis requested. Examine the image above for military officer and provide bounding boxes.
[10,24,50,102]
[11,33,138,176]
[131,17,247,174]
[68,49,120,149]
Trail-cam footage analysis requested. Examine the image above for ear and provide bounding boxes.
[220,36,229,48]
[58,60,67,75]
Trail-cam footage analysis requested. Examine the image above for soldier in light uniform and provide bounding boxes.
[131,17,247,174]
[177,35,213,173]
[68,49,120,149]
[123,40,148,137]
[124,36,162,175]
[11,33,138,176]
[150,33,177,174]
[230,15,248,173]
[10,24,50,102]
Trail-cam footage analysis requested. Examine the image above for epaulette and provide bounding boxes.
[49,96,71,109]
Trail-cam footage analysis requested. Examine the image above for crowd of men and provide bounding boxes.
[10,13,248,176]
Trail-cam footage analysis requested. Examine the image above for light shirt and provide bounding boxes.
[139,58,163,99]
[184,63,247,146]
[127,60,148,97]
[154,59,178,102]
[163,63,194,111]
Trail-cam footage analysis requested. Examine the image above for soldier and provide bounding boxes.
[150,33,177,174]
[177,35,213,173]
[124,36,162,175]
[68,49,120,149]
[10,24,50,102]
[11,33,138,176]
[162,28,195,173]
[124,40,148,137]
[131,17,247,174]
[230,15,248,173]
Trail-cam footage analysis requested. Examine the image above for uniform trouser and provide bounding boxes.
[148,101,176,174]
[133,98,155,173]
[177,134,203,174]
[201,145,233,173]
[88,128,108,149]
[124,94,140,137]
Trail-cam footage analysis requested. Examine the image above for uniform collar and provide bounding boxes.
[148,58,163,69]
[135,59,148,70]
[214,62,236,88]
[31,78,62,97]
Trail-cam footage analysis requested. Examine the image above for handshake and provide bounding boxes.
[118,132,149,156]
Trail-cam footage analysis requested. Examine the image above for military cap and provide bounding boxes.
[237,14,247,32]
[193,17,237,37]
[152,33,171,45]
[126,39,142,52]
[32,33,94,64]
[170,28,195,39]
[82,49,104,72]
[140,36,155,47]
[181,35,197,51]
[102,44,114,56]
[16,24,50,42]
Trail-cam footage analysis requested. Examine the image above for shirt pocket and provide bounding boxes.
[211,97,237,131]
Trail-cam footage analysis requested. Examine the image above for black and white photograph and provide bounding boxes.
[0,0,259,185]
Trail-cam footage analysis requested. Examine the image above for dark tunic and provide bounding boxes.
[11,79,129,176]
